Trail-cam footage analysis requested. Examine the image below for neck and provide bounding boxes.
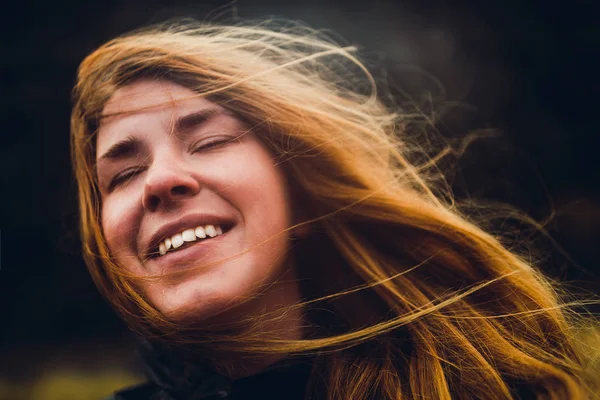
[201,265,306,381]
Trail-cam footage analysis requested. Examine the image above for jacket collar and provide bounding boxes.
[136,339,314,400]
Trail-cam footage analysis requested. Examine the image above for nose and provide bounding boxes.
[142,157,200,212]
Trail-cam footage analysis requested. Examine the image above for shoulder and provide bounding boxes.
[102,381,162,400]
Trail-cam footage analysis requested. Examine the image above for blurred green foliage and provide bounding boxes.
[0,369,143,400]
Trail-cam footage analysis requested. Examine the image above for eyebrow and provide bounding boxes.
[97,108,224,163]
[175,108,221,133]
[98,134,142,162]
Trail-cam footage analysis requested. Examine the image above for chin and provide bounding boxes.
[145,266,264,328]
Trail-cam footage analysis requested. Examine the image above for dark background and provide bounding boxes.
[1,0,598,388]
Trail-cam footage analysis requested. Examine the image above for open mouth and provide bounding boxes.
[147,223,234,259]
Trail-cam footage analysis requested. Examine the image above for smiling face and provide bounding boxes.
[96,79,301,324]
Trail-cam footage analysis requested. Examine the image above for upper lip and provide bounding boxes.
[144,213,235,258]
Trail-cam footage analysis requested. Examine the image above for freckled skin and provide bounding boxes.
[96,80,301,325]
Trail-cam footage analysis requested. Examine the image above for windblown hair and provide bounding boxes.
[70,20,598,399]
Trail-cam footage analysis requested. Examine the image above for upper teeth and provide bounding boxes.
[158,224,224,256]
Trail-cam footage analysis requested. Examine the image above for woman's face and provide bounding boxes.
[95,80,299,323]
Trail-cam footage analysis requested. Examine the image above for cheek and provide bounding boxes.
[101,195,141,262]
[224,148,293,235]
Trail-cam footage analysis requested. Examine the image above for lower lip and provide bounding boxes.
[147,227,234,270]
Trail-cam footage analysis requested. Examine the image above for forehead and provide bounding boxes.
[97,80,218,156]
[102,79,211,115]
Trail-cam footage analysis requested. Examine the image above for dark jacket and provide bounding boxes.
[106,340,539,400]
[105,340,313,400]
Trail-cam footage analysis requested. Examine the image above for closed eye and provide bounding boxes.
[109,166,146,191]
[191,136,238,153]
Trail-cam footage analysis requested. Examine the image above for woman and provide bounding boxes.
[70,20,597,399]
